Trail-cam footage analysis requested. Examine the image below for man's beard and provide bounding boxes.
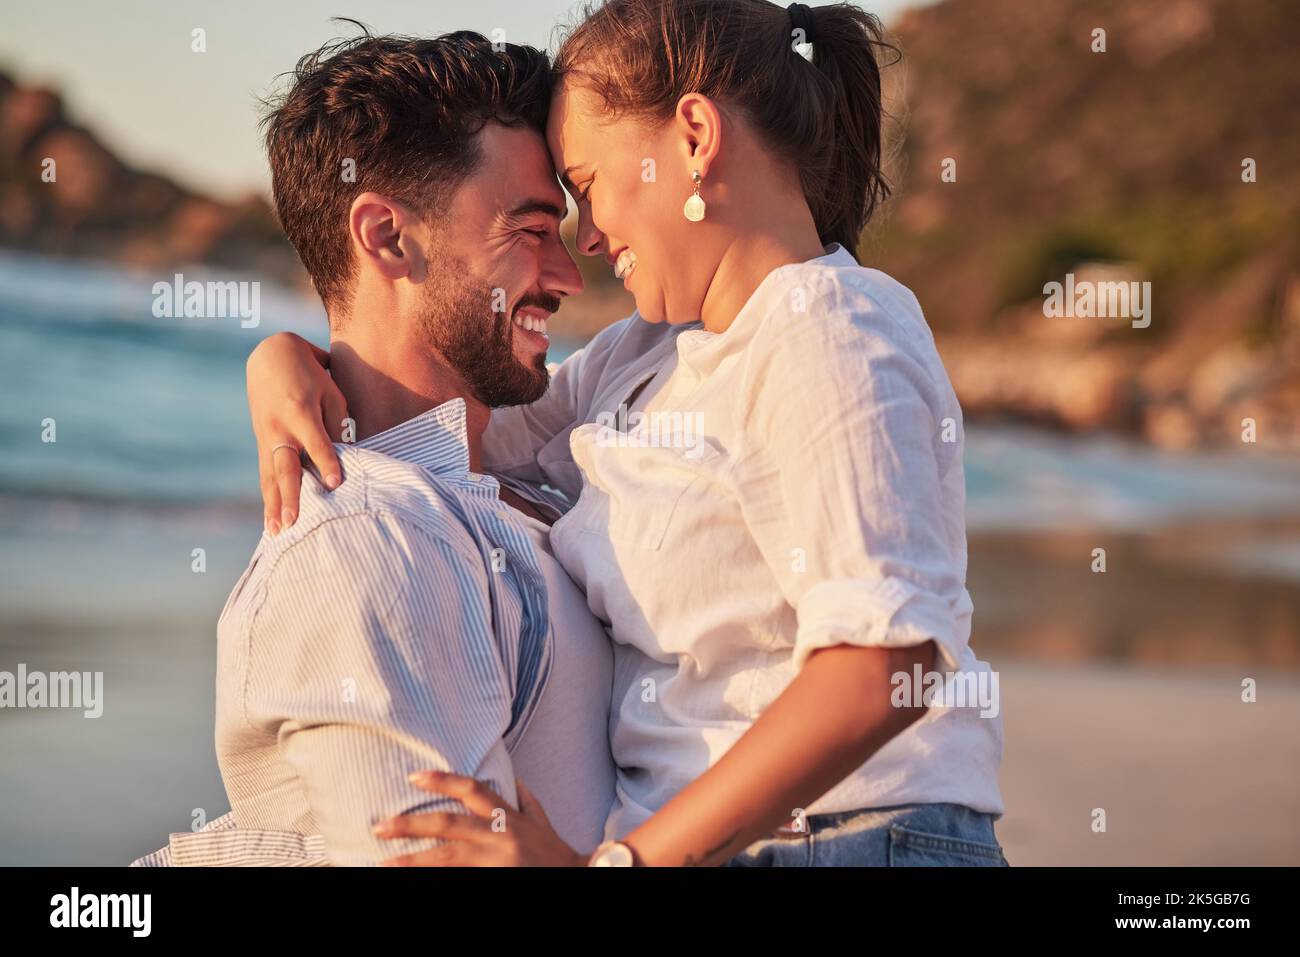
[418,256,553,408]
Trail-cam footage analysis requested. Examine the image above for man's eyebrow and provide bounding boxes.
[503,199,566,222]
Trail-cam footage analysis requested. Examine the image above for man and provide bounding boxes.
[133,30,617,866]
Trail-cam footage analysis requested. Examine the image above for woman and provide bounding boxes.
[247,0,1005,866]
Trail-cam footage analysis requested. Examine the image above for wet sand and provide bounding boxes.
[971,521,1300,864]
[968,520,1300,671]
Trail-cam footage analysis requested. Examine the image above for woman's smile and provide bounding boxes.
[613,248,638,288]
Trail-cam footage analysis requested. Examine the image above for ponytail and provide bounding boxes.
[797,3,896,253]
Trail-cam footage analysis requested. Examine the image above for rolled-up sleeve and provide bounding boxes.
[242,512,518,866]
[736,293,969,673]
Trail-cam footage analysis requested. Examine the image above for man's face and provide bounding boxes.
[418,123,582,407]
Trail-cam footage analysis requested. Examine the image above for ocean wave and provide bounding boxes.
[3,254,1300,525]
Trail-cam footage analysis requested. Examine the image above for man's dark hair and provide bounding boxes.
[262,25,552,314]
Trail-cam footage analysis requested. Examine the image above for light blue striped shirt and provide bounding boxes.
[137,397,554,866]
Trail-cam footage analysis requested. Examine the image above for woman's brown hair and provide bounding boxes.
[553,0,897,254]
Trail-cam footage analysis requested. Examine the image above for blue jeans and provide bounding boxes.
[724,803,1009,867]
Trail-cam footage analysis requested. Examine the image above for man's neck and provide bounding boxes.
[328,328,491,473]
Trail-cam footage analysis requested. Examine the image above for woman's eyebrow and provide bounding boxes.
[560,165,589,190]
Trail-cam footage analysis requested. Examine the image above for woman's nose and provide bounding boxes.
[577,208,604,257]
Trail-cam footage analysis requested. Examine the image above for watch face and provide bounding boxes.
[591,841,635,867]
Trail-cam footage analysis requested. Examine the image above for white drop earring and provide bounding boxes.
[683,170,706,222]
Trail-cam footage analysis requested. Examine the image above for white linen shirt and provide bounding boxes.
[485,244,1004,839]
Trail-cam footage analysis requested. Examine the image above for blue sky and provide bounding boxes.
[1,0,917,200]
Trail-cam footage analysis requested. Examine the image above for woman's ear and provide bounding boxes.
[348,192,427,284]
[673,92,722,179]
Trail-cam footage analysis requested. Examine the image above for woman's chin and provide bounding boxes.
[632,297,665,323]
[634,296,696,327]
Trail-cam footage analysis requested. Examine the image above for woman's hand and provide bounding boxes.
[374,772,586,867]
[246,332,349,534]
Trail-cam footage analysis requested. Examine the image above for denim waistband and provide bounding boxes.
[770,802,992,839]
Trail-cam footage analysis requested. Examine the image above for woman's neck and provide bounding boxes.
[698,220,827,335]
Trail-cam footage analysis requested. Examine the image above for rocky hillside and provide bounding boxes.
[0,71,302,284]
[866,0,1299,448]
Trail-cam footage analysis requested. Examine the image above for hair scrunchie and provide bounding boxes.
[786,3,818,46]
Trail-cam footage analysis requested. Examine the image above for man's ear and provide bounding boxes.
[673,93,722,179]
[348,192,428,283]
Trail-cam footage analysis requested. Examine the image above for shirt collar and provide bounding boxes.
[353,396,472,476]
[818,241,859,267]
[675,243,858,358]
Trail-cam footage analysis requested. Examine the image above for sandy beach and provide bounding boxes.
[5,635,1296,866]
[995,659,1300,866]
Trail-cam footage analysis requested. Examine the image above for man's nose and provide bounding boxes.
[543,233,584,298]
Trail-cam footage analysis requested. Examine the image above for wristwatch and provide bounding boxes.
[587,840,637,867]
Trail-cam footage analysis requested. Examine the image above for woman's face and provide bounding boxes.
[547,82,712,325]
